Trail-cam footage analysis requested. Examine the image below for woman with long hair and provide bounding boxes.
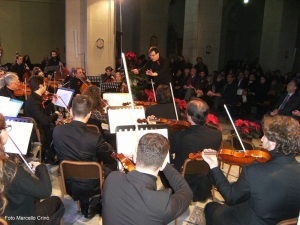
[0,113,64,224]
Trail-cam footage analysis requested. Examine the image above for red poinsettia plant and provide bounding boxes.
[233,119,262,139]
[206,114,222,131]
[144,89,155,102]
[125,51,137,62]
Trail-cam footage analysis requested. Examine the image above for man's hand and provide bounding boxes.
[52,94,59,104]
[202,149,218,169]
[29,161,41,172]
[270,109,278,116]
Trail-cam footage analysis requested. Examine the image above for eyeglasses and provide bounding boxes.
[0,125,12,133]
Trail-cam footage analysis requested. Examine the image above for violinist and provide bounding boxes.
[202,115,300,225]
[53,95,116,218]
[10,55,29,81]
[0,73,25,102]
[114,72,128,93]
[24,76,61,165]
[69,67,90,95]
[145,85,182,120]
[100,66,114,82]
[0,113,65,224]
[102,133,192,224]
[171,99,222,201]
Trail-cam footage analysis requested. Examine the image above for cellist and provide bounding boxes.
[202,115,300,225]
[170,99,222,201]
[69,67,91,95]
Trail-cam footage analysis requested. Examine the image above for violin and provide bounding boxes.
[189,149,271,166]
[42,93,54,101]
[122,101,157,107]
[56,117,72,125]
[137,118,191,130]
[14,82,31,97]
[111,152,135,172]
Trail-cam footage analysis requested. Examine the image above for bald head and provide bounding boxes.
[187,99,209,125]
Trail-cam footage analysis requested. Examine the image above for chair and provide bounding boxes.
[224,135,255,179]
[86,124,100,133]
[59,160,104,213]
[276,217,298,225]
[181,158,216,202]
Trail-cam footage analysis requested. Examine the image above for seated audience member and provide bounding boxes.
[202,115,300,225]
[182,67,200,101]
[209,74,238,115]
[53,95,116,218]
[171,99,222,201]
[0,113,64,224]
[102,133,193,224]
[24,76,60,164]
[145,85,182,120]
[178,68,190,99]
[270,80,300,118]
[0,73,25,102]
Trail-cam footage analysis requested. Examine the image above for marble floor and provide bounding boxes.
[43,116,243,225]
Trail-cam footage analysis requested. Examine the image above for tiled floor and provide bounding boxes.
[45,116,244,225]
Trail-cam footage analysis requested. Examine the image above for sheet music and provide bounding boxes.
[55,87,75,108]
[0,97,24,117]
[4,119,33,155]
[103,93,131,106]
[108,106,145,133]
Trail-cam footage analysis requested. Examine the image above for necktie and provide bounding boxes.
[279,94,290,110]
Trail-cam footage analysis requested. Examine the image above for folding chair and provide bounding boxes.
[86,124,100,133]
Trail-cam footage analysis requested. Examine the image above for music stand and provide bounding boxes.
[101,82,123,93]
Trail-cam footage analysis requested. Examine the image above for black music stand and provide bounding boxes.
[101,82,123,93]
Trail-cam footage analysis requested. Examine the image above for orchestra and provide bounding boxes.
[0,52,299,224]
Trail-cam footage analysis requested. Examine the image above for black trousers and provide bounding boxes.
[35,196,65,225]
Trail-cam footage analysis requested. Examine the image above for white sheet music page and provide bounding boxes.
[0,97,24,117]
[55,88,75,108]
[4,120,33,155]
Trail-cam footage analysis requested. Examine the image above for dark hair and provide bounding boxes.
[262,115,300,155]
[15,55,22,60]
[105,66,113,72]
[50,50,57,55]
[29,76,44,92]
[71,95,93,118]
[187,99,209,125]
[136,133,169,171]
[82,85,104,113]
[32,67,42,76]
[74,67,83,75]
[156,85,172,104]
[148,46,159,54]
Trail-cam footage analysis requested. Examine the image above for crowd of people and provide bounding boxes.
[0,47,299,224]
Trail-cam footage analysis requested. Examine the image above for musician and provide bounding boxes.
[270,80,300,118]
[0,69,5,88]
[0,113,65,225]
[69,67,86,95]
[10,55,29,81]
[0,73,25,102]
[102,133,192,224]
[101,66,114,82]
[203,115,300,225]
[145,85,182,120]
[171,99,222,201]
[114,72,128,93]
[132,46,172,89]
[32,67,44,77]
[24,76,60,164]
[53,95,116,218]
[46,50,63,67]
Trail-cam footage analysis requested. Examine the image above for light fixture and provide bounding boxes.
[244,0,249,3]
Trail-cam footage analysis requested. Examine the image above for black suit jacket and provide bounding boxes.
[206,151,300,225]
[102,164,192,225]
[0,86,25,102]
[274,92,300,117]
[53,120,115,203]
[221,81,239,105]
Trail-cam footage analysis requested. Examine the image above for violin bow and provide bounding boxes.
[169,82,179,120]
[57,95,71,114]
[24,78,27,101]
[151,79,156,102]
[8,135,36,175]
[223,104,246,152]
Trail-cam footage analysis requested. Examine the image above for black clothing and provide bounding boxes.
[69,77,83,95]
[46,56,61,67]
[102,164,193,225]
[274,92,300,117]
[139,56,172,89]
[205,151,300,225]
[10,63,26,81]
[145,103,182,120]
[53,120,115,203]
[194,62,209,76]
[3,161,64,225]
[24,92,58,157]
[0,86,25,102]
[171,124,222,201]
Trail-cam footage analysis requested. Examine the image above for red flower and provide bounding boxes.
[241,126,249,134]
[235,119,244,127]
[206,113,222,131]
[144,89,155,102]
[174,98,187,110]
[125,51,137,62]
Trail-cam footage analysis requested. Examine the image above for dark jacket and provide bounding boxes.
[206,151,300,225]
[274,92,300,117]
[102,164,193,225]
[3,162,52,225]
